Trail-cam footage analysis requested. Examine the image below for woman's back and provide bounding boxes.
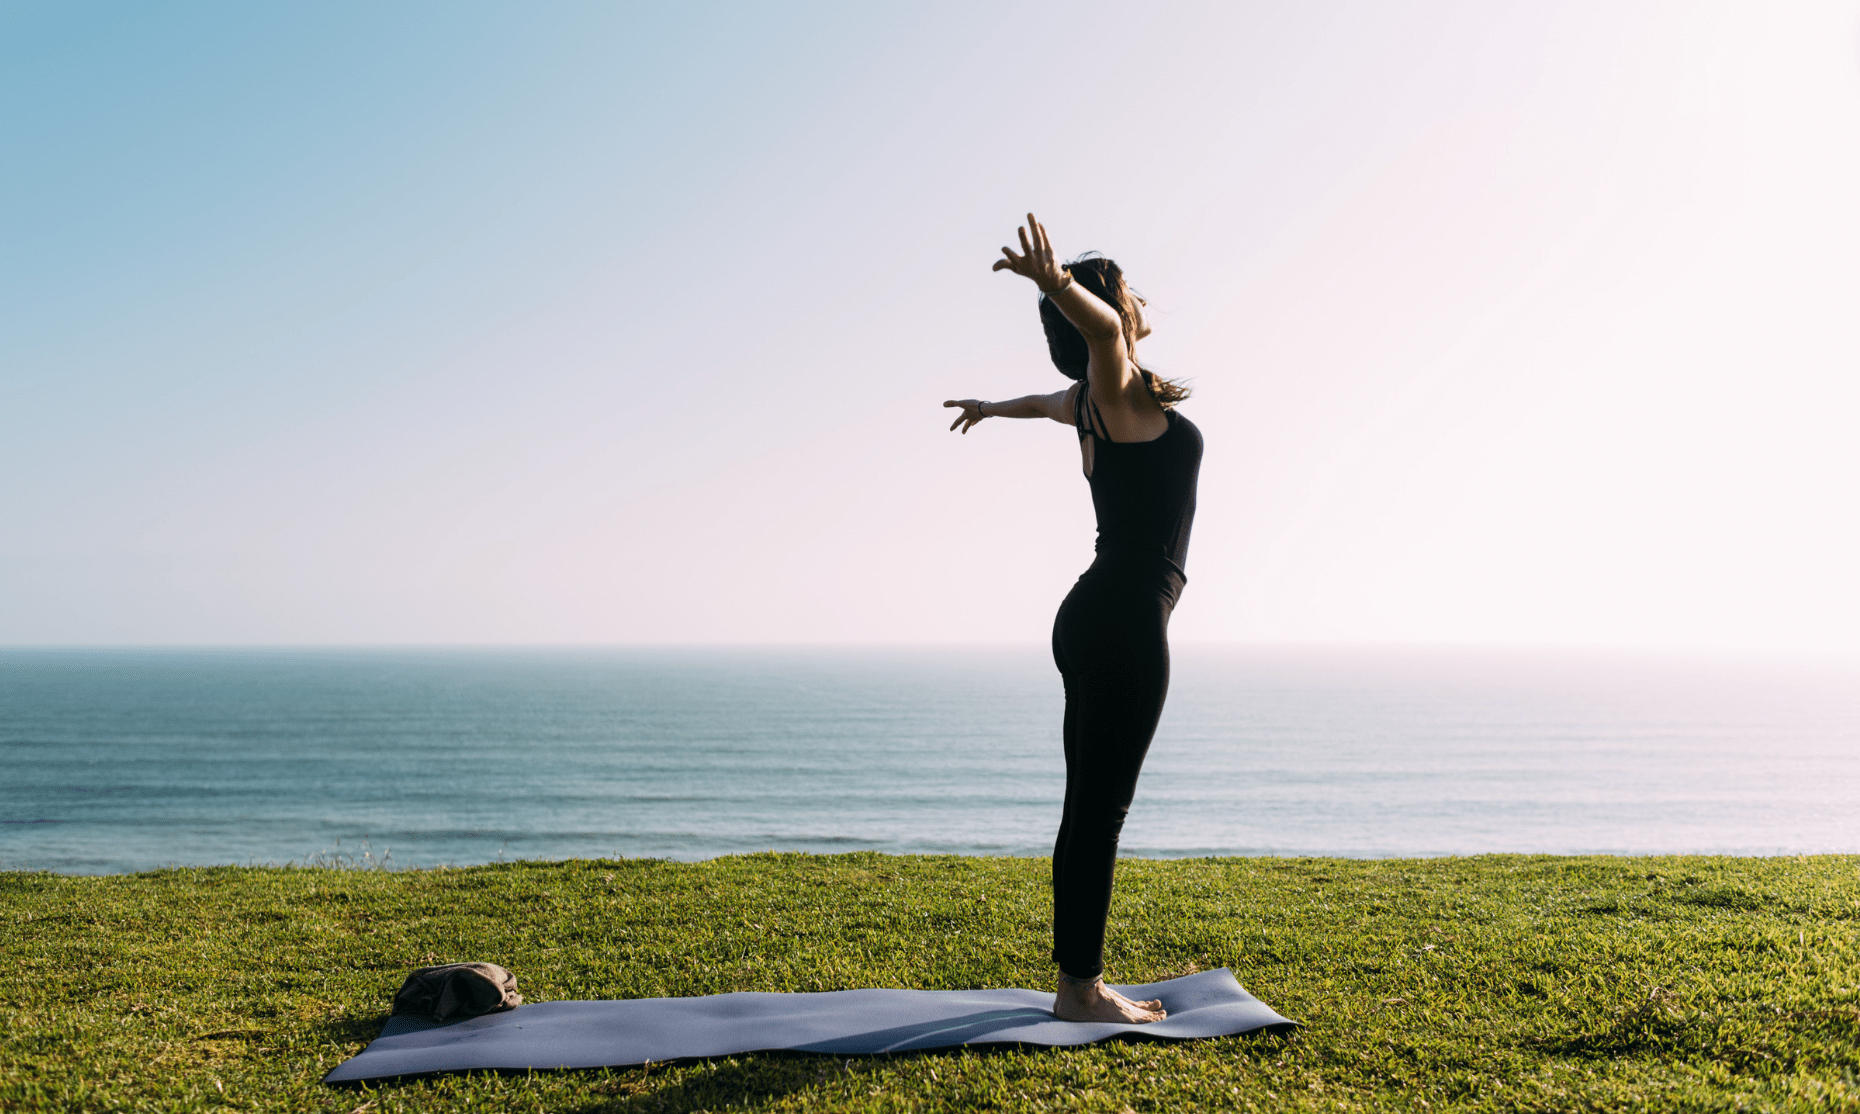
[1075,387,1203,602]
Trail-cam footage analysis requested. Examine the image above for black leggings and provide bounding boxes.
[1049,571,1175,980]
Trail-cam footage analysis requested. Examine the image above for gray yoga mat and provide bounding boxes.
[324,968,1293,1082]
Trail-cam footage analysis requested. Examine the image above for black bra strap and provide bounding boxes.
[1073,381,1110,442]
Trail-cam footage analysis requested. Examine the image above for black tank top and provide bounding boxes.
[1073,379,1203,604]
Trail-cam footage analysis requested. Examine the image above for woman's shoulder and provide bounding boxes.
[1165,408,1204,448]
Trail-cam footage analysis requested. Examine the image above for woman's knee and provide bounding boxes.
[1062,802,1132,846]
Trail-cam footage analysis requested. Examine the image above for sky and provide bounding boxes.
[4,1,1860,652]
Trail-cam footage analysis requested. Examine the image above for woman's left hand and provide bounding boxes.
[944,399,987,434]
[992,213,1069,293]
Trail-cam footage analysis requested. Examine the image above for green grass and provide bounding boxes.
[4,854,1858,1112]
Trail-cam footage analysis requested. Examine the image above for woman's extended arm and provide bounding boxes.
[944,387,1073,434]
[992,215,1160,439]
[992,215,1122,345]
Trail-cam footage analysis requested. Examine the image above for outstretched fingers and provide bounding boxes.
[944,399,979,434]
[993,215,1060,284]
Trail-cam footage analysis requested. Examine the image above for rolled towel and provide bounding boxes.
[392,963,523,1023]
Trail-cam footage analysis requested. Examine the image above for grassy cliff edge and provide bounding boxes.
[4,854,1858,1112]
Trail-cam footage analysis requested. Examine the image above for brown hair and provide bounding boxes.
[1037,255,1191,407]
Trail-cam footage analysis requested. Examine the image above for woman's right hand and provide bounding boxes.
[992,213,1070,293]
[944,399,987,434]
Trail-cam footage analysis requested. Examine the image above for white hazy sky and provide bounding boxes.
[5,1,1860,651]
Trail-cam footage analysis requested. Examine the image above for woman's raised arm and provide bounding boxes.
[992,215,1149,418]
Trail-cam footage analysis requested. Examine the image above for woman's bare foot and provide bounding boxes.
[1052,974,1166,1023]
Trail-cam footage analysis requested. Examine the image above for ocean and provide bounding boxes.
[3,646,1857,874]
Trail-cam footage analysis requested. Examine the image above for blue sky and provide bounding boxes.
[6,1,1860,651]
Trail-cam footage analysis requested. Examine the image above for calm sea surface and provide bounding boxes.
[4,646,1858,874]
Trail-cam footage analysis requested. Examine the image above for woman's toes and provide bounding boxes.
[1107,988,1164,1013]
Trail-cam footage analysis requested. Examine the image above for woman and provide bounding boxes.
[944,215,1202,1024]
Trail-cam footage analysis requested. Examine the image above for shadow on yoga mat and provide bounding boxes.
[324,968,1294,1083]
